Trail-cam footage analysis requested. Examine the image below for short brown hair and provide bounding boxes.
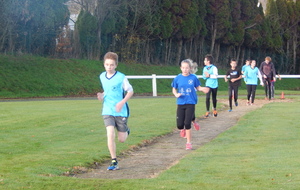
[205,54,214,64]
[104,52,118,64]
[265,56,272,62]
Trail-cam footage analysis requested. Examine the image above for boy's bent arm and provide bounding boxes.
[124,90,134,102]
[122,91,134,104]
[116,77,133,112]
[231,75,242,83]
[116,90,134,112]
[122,77,133,102]
[97,92,104,101]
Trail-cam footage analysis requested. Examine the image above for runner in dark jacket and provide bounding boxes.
[259,56,276,100]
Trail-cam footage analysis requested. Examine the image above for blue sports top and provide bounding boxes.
[202,64,218,88]
[99,71,132,117]
[242,65,250,73]
[243,67,261,85]
[242,65,250,82]
[171,74,201,105]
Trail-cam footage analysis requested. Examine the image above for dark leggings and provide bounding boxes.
[271,81,275,98]
[176,104,195,130]
[264,78,272,100]
[247,85,257,103]
[228,85,239,109]
[206,87,218,111]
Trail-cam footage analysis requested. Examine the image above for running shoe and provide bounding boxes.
[228,109,232,112]
[193,121,200,131]
[107,160,119,170]
[235,101,238,107]
[180,129,186,138]
[204,112,210,118]
[186,143,192,150]
[246,101,250,106]
[127,128,130,135]
[213,110,218,117]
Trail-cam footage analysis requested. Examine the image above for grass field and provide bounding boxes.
[1,96,300,189]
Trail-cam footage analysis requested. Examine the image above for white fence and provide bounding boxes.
[127,74,300,96]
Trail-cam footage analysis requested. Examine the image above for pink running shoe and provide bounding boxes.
[193,121,200,131]
[186,143,192,150]
[180,129,186,138]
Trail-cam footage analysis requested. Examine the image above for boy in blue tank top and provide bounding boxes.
[202,54,218,118]
[97,52,134,170]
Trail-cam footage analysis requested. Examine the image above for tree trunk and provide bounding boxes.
[176,40,183,65]
[198,36,205,63]
[237,44,241,63]
[210,23,217,54]
[95,24,102,60]
[215,43,220,64]
[189,39,193,59]
[183,41,188,58]
[285,39,290,72]
[192,37,198,61]
[164,39,169,65]
[240,47,245,68]
[292,33,297,74]
[166,38,172,65]
[145,39,150,64]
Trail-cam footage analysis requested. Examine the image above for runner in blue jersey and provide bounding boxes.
[172,59,209,150]
[202,54,218,118]
[97,52,134,170]
[243,60,263,105]
[242,59,251,83]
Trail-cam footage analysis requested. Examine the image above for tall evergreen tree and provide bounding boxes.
[206,0,231,56]
[243,0,264,50]
[265,0,283,51]
[275,0,290,71]
[0,0,69,55]
[75,11,98,59]
[175,0,202,62]
[286,0,300,73]
[156,0,202,64]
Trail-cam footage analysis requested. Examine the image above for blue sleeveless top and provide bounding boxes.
[100,71,130,117]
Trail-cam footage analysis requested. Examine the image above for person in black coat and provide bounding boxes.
[259,56,276,100]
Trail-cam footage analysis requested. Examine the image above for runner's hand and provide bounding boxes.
[97,92,104,101]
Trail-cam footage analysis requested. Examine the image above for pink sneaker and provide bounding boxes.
[180,129,186,138]
[186,143,192,150]
[193,121,200,131]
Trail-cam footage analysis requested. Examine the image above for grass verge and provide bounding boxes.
[0,97,299,189]
[1,54,300,98]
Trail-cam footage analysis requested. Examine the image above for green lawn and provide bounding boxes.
[1,96,300,189]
